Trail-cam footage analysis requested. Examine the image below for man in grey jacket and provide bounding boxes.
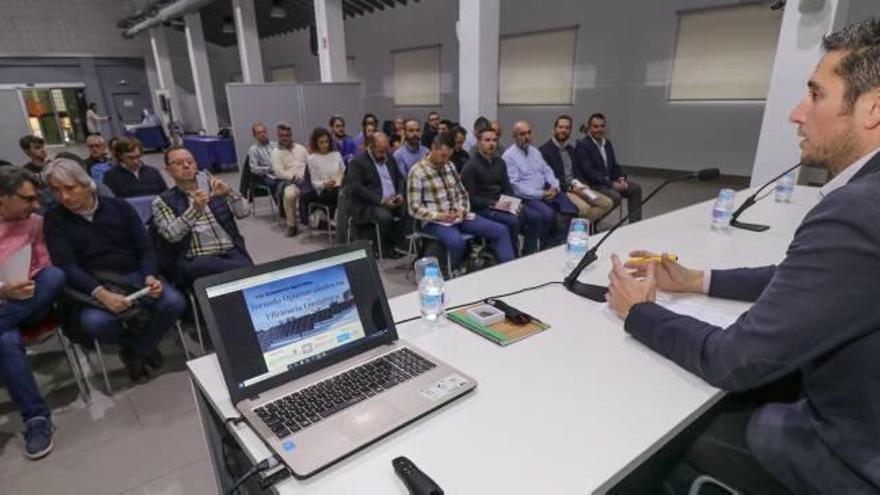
[606,18,880,494]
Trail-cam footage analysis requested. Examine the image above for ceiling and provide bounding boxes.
[123,0,419,47]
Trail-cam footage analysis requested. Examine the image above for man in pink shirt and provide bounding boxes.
[0,167,65,460]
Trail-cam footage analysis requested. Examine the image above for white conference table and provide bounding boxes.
[188,185,820,494]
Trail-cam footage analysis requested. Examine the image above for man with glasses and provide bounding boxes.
[151,147,252,286]
[83,135,110,174]
[0,167,66,460]
[103,137,168,198]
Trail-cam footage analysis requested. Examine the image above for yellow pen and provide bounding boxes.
[626,254,679,265]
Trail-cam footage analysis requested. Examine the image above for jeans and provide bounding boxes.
[475,209,521,257]
[0,266,65,421]
[422,215,515,267]
[79,273,185,358]
[181,247,253,286]
[521,199,556,255]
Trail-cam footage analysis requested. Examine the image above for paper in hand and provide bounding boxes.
[0,246,32,283]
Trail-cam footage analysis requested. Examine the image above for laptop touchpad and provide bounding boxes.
[336,399,404,442]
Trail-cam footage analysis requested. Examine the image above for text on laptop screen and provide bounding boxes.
[204,250,392,390]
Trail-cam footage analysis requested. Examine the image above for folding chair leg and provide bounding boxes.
[374,223,383,265]
[188,292,206,354]
[93,341,113,395]
[176,322,191,360]
[57,332,90,403]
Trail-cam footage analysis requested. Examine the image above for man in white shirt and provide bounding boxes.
[270,122,309,236]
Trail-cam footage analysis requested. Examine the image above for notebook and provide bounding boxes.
[447,303,550,346]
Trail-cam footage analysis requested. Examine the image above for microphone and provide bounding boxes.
[729,163,802,232]
[564,168,720,302]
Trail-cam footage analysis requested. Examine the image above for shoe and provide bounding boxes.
[119,349,151,384]
[144,349,164,370]
[287,225,299,237]
[24,416,54,460]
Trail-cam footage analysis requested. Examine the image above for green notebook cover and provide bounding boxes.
[447,304,550,346]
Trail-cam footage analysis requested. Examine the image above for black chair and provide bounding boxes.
[239,155,279,221]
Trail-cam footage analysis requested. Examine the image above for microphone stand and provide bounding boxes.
[729,163,802,232]
[564,170,719,302]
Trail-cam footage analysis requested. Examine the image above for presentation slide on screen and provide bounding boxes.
[243,264,365,376]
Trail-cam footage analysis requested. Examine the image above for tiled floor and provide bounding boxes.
[0,145,745,494]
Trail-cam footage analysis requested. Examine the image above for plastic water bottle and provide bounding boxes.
[419,266,445,326]
[711,188,735,231]
[565,218,590,271]
[775,171,796,203]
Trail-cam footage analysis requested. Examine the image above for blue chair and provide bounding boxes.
[125,195,156,224]
[90,162,113,184]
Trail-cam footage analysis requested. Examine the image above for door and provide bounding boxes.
[111,91,151,124]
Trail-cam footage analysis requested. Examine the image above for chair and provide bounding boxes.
[240,156,279,221]
[405,220,473,280]
[308,201,337,244]
[347,217,385,263]
[90,162,113,184]
[124,195,156,224]
[21,314,91,403]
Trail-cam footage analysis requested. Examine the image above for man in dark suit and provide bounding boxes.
[606,18,880,494]
[575,113,642,221]
[346,132,406,258]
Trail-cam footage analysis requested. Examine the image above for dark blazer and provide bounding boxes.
[538,139,588,190]
[625,153,880,493]
[575,136,623,187]
[345,151,405,224]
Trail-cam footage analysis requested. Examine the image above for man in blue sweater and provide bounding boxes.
[43,159,184,384]
[607,18,880,494]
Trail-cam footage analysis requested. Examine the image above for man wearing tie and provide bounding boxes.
[606,18,880,494]
[576,113,643,222]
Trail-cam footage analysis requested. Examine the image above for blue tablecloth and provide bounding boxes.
[183,136,238,172]
[125,126,168,151]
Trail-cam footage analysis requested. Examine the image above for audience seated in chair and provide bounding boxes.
[575,113,643,222]
[354,113,379,151]
[461,127,543,257]
[393,118,429,177]
[502,120,576,249]
[151,146,252,287]
[103,136,168,198]
[346,133,407,259]
[246,122,280,194]
[408,133,514,269]
[270,122,309,236]
[42,159,185,384]
[306,127,345,220]
[83,134,110,174]
[450,126,470,174]
[539,115,614,225]
[0,167,66,460]
[19,135,50,176]
[329,115,357,164]
[421,111,441,148]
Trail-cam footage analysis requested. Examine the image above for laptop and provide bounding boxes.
[194,242,477,479]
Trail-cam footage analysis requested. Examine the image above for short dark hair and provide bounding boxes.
[19,135,44,152]
[473,116,491,132]
[427,111,439,118]
[439,119,453,128]
[276,122,292,132]
[0,166,38,196]
[476,127,497,140]
[403,118,420,128]
[822,17,880,112]
[554,115,574,128]
[431,132,455,149]
[361,113,378,129]
[310,126,332,151]
[452,126,467,138]
[587,113,606,127]
[329,115,345,128]
[163,145,189,165]
[112,136,143,160]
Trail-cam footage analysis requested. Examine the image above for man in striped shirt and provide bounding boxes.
[407,133,514,271]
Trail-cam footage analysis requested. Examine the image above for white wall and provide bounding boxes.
[0,0,147,57]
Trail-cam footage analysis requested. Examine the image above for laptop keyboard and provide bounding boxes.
[253,348,437,439]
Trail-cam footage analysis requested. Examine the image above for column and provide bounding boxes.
[314,0,349,82]
[750,0,851,186]
[457,0,500,133]
[185,12,221,134]
[149,26,183,130]
[232,0,265,83]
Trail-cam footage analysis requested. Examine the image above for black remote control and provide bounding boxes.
[392,456,444,495]
[484,298,532,324]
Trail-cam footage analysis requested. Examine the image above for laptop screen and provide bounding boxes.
[202,247,394,394]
